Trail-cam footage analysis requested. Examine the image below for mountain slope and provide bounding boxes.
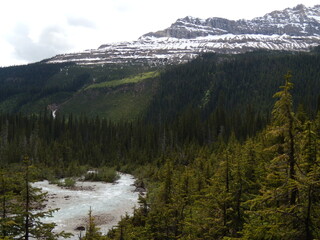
[145,49,320,132]
[47,4,320,65]
[0,63,158,119]
[2,49,320,125]
[58,72,159,121]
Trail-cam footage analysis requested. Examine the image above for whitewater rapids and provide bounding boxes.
[33,173,139,239]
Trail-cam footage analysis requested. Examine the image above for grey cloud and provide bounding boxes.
[111,0,133,12]
[8,23,72,62]
[67,17,96,28]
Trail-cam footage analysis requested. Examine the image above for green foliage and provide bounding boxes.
[0,157,72,239]
[2,50,320,127]
[0,168,19,239]
[146,51,320,139]
[0,63,156,117]
[84,168,120,183]
[57,178,76,188]
[86,71,159,89]
[59,79,156,121]
[241,75,320,240]
[81,208,104,240]
[103,74,320,240]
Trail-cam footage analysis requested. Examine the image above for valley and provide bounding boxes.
[1,3,320,240]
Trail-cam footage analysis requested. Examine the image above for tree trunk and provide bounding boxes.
[1,173,7,237]
[24,159,30,240]
[305,185,313,240]
[287,104,297,205]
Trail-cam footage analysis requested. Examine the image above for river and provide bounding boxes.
[33,173,139,239]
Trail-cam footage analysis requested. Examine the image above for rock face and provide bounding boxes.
[144,4,320,38]
[46,4,320,66]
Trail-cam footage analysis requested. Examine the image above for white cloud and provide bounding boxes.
[67,17,96,29]
[7,23,72,62]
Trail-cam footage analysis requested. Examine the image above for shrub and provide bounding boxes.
[84,167,120,183]
[56,178,76,188]
[63,178,76,187]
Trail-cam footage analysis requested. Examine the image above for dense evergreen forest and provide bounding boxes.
[147,49,320,121]
[1,49,320,239]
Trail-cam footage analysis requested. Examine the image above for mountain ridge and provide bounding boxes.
[143,4,320,38]
[46,4,320,66]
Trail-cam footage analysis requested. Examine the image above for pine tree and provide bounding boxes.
[0,168,18,238]
[82,208,103,240]
[242,73,303,239]
[14,156,71,240]
[296,120,320,239]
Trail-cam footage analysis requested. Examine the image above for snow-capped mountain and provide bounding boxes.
[47,4,320,65]
[144,4,320,38]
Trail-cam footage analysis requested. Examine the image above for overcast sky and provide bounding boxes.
[0,0,319,66]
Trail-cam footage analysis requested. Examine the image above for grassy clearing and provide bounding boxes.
[59,87,152,121]
[86,71,159,89]
[59,75,158,121]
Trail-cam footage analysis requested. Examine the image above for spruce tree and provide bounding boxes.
[242,73,302,239]
[14,156,71,240]
[0,168,18,238]
[82,208,103,240]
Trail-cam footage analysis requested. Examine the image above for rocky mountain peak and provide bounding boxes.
[144,4,320,38]
[256,4,318,24]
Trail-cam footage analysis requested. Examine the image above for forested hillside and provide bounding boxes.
[1,48,320,239]
[146,49,320,134]
[1,48,320,125]
[0,63,155,120]
[106,74,320,240]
